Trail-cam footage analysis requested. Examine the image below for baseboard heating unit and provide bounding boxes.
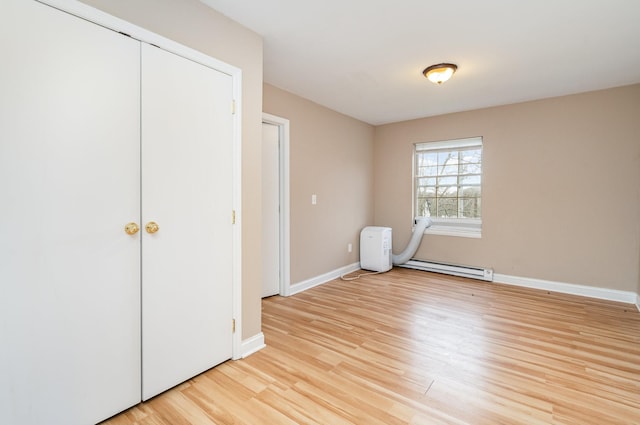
[398,259,494,282]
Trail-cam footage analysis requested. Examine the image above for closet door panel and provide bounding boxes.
[0,1,141,424]
[141,44,234,400]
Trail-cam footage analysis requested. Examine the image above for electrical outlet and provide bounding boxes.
[311,194,317,205]
[348,243,352,253]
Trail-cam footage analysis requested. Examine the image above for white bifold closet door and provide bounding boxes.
[140,43,234,400]
[0,1,141,424]
[1,1,236,422]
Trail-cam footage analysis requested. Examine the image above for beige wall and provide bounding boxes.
[375,84,640,293]
[80,0,264,339]
[263,84,375,284]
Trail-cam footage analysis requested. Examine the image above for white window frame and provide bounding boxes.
[413,137,483,238]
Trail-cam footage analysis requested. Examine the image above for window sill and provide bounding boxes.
[420,219,482,239]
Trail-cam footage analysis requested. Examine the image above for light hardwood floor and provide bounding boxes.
[103,268,640,424]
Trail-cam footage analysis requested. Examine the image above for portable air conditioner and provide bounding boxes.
[360,226,392,272]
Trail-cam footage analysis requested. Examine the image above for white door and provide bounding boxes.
[141,43,234,400]
[0,1,141,424]
[262,123,281,297]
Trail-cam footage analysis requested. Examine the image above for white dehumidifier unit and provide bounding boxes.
[360,226,392,272]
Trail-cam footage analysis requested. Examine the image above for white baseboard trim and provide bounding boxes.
[240,332,265,358]
[289,262,361,296]
[285,266,640,310]
[494,273,638,306]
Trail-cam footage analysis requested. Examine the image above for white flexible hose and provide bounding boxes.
[392,217,432,265]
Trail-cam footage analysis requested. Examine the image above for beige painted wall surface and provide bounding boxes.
[79,0,264,339]
[375,84,640,292]
[263,84,375,284]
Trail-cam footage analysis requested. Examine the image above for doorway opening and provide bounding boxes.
[262,113,290,297]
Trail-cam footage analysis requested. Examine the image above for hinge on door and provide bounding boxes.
[231,100,236,115]
[232,210,236,224]
[232,319,236,333]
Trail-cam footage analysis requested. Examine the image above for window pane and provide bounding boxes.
[461,149,481,164]
[417,177,436,186]
[461,198,481,218]
[416,197,429,216]
[441,164,458,175]
[417,165,438,177]
[418,152,438,167]
[417,186,436,197]
[418,197,436,217]
[460,163,481,175]
[437,198,458,217]
[440,186,458,197]
[437,176,457,186]
[438,151,458,166]
[461,186,481,197]
[460,175,481,185]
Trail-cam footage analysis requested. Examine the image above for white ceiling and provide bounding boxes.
[201,0,640,125]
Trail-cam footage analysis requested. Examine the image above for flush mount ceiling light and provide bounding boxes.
[423,63,458,84]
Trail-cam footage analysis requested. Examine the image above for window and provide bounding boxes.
[414,137,482,237]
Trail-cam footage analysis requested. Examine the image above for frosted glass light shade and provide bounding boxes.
[423,63,458,84]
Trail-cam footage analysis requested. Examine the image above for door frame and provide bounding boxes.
[262,113,291,296]
[39,0,244,360]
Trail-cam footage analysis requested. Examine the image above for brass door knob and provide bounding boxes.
[124,222,140,235]
[145,221,160,234]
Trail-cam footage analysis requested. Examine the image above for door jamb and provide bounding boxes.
[262,113,290,296]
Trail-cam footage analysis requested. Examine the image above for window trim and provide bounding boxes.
[413,136,483,238]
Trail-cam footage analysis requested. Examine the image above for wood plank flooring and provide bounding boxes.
[102,268,640,424]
